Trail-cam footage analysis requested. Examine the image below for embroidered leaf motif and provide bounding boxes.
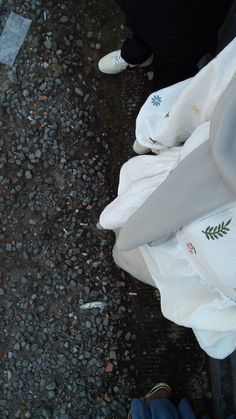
[201,219,232,240]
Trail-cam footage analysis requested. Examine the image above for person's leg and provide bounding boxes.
[177,399,196,419]
[153,57,199,91]
[98,36,152,74]
[149,399,179,419]
[114,0,128,13]
[131,398,152,419]
[98,0,153,74]
[121,36,152,65]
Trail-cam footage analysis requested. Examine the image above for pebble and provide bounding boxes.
[39,82,47,91]
[48,391,55,399]
[84,93,89,102]
[46,382,56,391]
[44,40,52,49]
[25,170,32,179]
[14,342,20,351]
[75,87,84,96]
[6,243,12,252]
[60,16,69,23]
[40,379,46,388]
[23,89,30,97]
[35,149,42,159]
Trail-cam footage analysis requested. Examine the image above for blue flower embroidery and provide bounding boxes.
[151,95,162,107]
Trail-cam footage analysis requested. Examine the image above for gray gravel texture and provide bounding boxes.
[0,0,211,418]
[0,0,140,417]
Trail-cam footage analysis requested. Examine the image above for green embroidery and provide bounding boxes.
[201,218,232,240]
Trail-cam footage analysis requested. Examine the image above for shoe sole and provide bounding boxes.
[98,54,153,74]
[98,62,127,74]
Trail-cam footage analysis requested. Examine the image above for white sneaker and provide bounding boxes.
[98,49,153,75]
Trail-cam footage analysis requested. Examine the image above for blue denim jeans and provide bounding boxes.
[131,399,235,419]
[131,399,196,419]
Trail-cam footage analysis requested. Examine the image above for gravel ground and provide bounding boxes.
[0,1,141,417]
[0,0,210,418]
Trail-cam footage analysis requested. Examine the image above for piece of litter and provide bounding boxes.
[128,292,137,296]
[80,301,106,310]
[0,12,32,67]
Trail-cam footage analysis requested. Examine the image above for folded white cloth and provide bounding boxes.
[135,36,236,152]
[99,37,236,359]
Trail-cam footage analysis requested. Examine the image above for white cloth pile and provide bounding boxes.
[99,37,236,359]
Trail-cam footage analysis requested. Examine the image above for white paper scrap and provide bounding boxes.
[0,12,32,67]
[80,301,106,310]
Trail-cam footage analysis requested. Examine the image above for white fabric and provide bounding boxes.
[99,38,236,359]
[136,37,236,153]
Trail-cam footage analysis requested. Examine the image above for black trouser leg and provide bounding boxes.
[115,0,152,65]
[153,57,199,91]
[121,36,152,65]
[114,0,128,12]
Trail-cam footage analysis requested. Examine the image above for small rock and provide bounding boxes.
[40,378,46,388]
[35,149,42,159]
[5,243,12,252]
[84,93,90,102]
[48,391,55,399]
[46,382,56,391]
[14,342,20,351]
[75,87,84,96]
[45,177,54,185]
[60,16,69,23]
[23,89,30,97]
[25,170,32,180]
[125,332,131,341]
[44,40,52,49]
[39,82,47,91]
